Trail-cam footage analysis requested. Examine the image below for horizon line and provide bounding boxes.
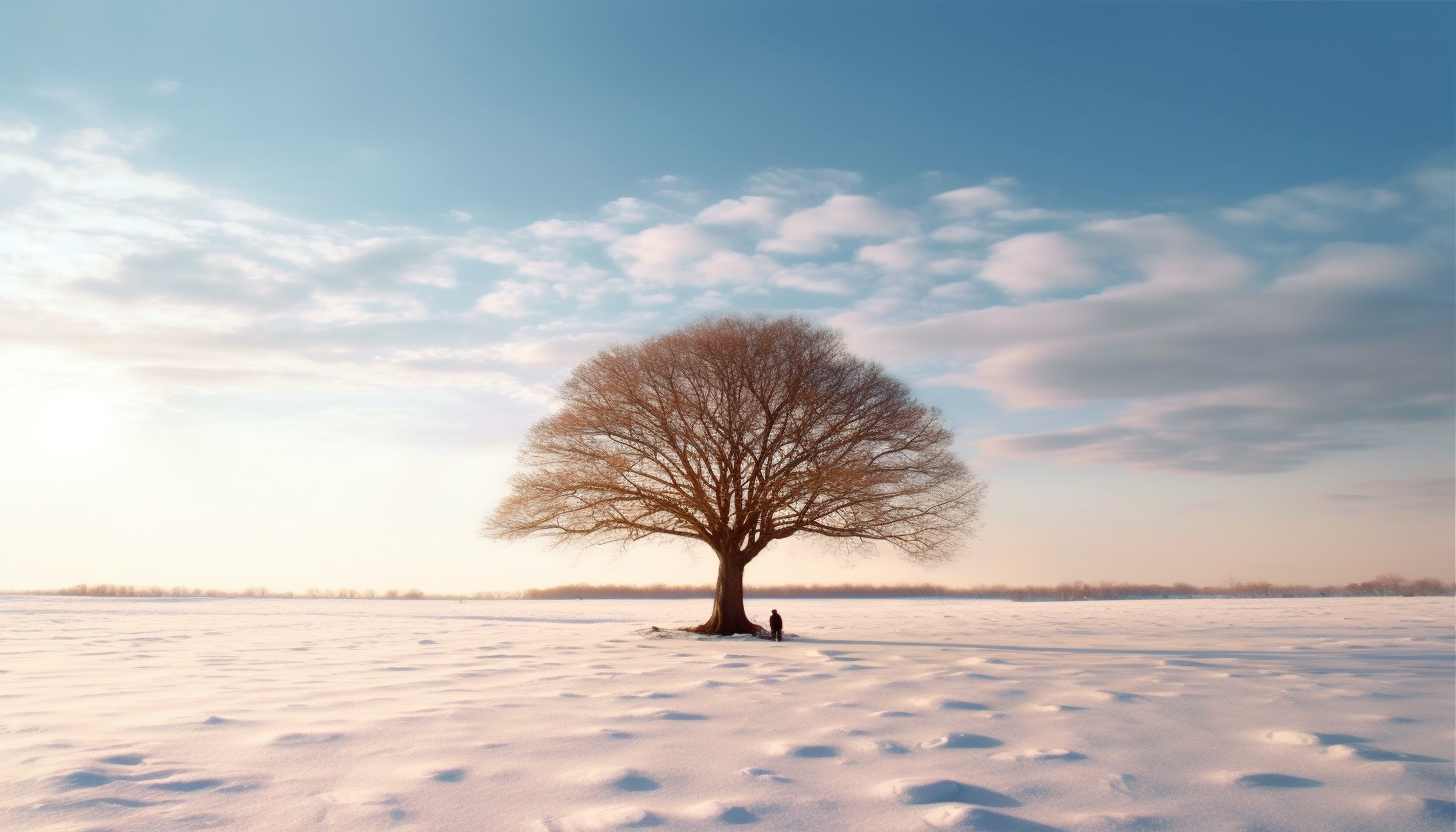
[7,575,1452,602]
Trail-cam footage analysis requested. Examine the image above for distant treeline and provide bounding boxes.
[12,574,1453,601]
[29,584,434,599]
[520,575,1454,600]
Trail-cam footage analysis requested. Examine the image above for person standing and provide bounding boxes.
[769,609,783,642]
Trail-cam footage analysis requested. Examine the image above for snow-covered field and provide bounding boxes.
[1,596,1451,832]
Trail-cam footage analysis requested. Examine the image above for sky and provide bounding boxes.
[0,1,1451,594]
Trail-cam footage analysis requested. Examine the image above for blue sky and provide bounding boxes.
[0,1,1451,593]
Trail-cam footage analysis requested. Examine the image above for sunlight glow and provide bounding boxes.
[0,355,121,470]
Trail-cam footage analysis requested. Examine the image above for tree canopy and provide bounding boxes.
[489,315,985,634]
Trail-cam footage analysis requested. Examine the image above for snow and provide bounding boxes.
[1,595,1451,831]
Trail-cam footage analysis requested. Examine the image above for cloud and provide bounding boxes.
[1270,240,1429,292]
[933,183,1011,216]
[1086,214,1253,292]
[980,394,1376,475]
[475,280,546,317]
[1220,182,1403,231]
[760,195,918,255]
[979,232,1097,296]
[692,250,778,288]
[857,238,924,272]
[0,119,38,144]
[742,168,862,200]
[930,224,993,244]
[1409,166,1455,207]
[149,78,182,96]
[600,197,656,225]
[524,218,619,242]
[494,330,628,371]
[602,221,722,282]
[2,121,1448,474]
[1321,478,1455,512]
[0,126,555,404]
[838,222,1452,474]
[928,257,981,277]
[770,262,863,295]
[977,215,1252,299]
[444,209,472,222]
[0,169,43,213]
[992,207,1072,222]
[694,196,783,230]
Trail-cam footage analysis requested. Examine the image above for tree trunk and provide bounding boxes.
[685,553,762,636]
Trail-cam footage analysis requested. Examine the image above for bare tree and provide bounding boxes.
[488,316,985,635]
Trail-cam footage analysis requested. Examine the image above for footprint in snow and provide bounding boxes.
[60,770,117,789]
[1073,812,1171,831]
[686,800,757,824]
[739,767,793,784]
[1411,797,1455,825]
[1105,774,1140,797]
[768,742,838,758]
[579,768,660,792]
[920,733,1004,750]
[1263,730,1447,762]
[50,797,161,810]
[1258,730,1310,745]
[542,805,660,831]
[271,732,345,746]
[430,768,466,783]
[622,708,708,721]
[1351,796,1455,828]
[876,778,1020,807]
[149,778,226,792]
[935,699,992,711]
[923,806,1067,830]
[99,754,146,766]
[1324,745,1449,763]
[992,748,1087,762]
[1231,773,1323,789]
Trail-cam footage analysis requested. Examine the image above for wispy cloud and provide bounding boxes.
[741,168,862,200]
[1220,182,1402,232]
[760,195,918,256]
[933,180,1013,216]
[1321,478,1455,512]
[1,122,1449,470]
[840,216,1451,473]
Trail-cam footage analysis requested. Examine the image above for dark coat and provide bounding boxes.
[769,612,783,631]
